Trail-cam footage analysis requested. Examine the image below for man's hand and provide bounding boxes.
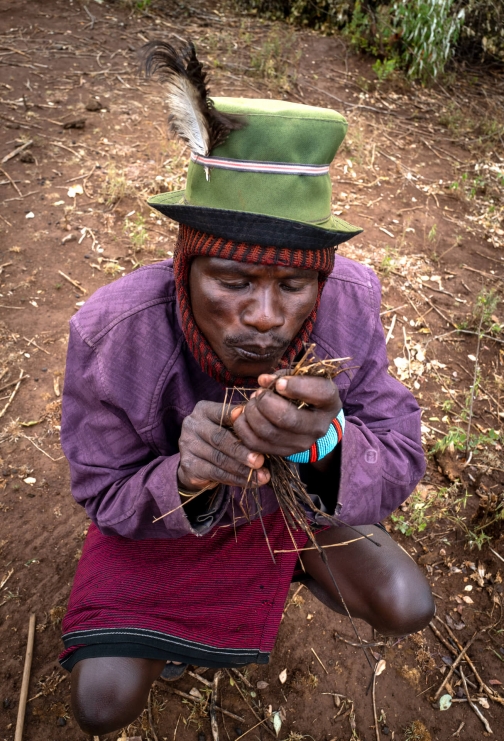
[231,374,342,458]
[177,401,270,492]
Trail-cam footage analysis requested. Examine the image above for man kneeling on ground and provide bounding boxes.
[59,42,434,736]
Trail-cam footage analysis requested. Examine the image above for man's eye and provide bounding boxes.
[281,282,306,292]
[220,281,248,290]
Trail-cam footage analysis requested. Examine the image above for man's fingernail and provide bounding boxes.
[276,378,287,391]
[258,470,270,484]
[248,453,258,466]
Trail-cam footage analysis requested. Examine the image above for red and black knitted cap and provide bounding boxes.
[174,224,335,387]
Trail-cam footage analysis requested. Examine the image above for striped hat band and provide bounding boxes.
[191,153,330,176]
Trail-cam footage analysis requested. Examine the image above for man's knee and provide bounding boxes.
[371,566,435,636]
[72,676,146,735]
[71,656,162,735]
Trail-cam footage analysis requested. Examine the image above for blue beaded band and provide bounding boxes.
[286,408,345,464]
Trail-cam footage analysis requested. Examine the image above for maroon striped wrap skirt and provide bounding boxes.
[60,512,308,671]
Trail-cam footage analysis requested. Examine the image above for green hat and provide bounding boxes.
[145,48,361,249]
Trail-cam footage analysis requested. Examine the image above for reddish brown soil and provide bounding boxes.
[0,1,503,740]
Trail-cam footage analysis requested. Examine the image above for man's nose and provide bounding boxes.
[242,288,284,333]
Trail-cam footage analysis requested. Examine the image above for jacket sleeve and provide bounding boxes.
[335,275,426,526]
[60,322,227,540]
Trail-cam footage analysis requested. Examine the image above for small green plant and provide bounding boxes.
[448,491,503,550]
[378,246,398,277]
[372,57,397,81]
[124,215,148,252]
[427,223,437,243]
[391,485,451,536]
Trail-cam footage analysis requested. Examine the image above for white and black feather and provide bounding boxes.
[141,40,244,159]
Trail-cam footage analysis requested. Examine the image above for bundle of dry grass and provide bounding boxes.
[235,343,355,555]
[234,344,378,672]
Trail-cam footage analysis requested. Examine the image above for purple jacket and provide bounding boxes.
[61,256,425,540]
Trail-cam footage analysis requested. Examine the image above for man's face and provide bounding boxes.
[189,257,319,378]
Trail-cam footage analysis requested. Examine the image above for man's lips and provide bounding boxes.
[231,345,284,361]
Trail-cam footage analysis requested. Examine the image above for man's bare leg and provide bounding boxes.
[300,524,435,636]
[71,656,166,735]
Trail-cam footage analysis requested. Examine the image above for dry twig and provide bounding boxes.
[210,670,222,741]
[14,614,36,741]
[460,666,493,734]
[0,370,25,419]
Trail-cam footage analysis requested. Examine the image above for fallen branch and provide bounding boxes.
[14,613,36,741]
[210,670,222,741]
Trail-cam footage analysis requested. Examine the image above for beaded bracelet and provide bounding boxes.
[286,407,345,464]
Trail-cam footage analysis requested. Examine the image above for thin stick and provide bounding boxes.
[460,665,493,734]
[311,647,329,674]
[235,718,269,740]
[417,290,456,328]
[319,546,375,675]
[380,304,407,316]
[57,270,87,294]
[274,534,371,553]
[156,683,245,723]
[210,670,222,741]
[173,712,181,741]
[385,314,397,345]
[372,664,380,741]
[230,668,253,689]
[0,166,22,196]
[489,547,504,564]
[147,689,159,741]
[187,669,212,687]
[225,670,275,738]
[20,434,64,462]
[451,721,464,737]
[465,309,484,457]
[1,140,33,165]
[0,375,28,394]
[14,613,36,741]
[23,336,50,355]
[403,326,412,378]
[153,485,214,522]
[0,370,25,419]
[334,630,386,649]
[0,304,24,309]
[433,632,478,701]
[434,617,504,705]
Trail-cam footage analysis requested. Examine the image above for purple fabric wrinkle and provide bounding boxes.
[61,255,426,540]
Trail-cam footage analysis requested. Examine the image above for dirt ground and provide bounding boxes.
[0,1,503,740]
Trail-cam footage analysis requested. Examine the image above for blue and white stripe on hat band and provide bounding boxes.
[191,153,330,176]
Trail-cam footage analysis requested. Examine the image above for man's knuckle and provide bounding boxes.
[211,448,227,468]
[210,429,225,448]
